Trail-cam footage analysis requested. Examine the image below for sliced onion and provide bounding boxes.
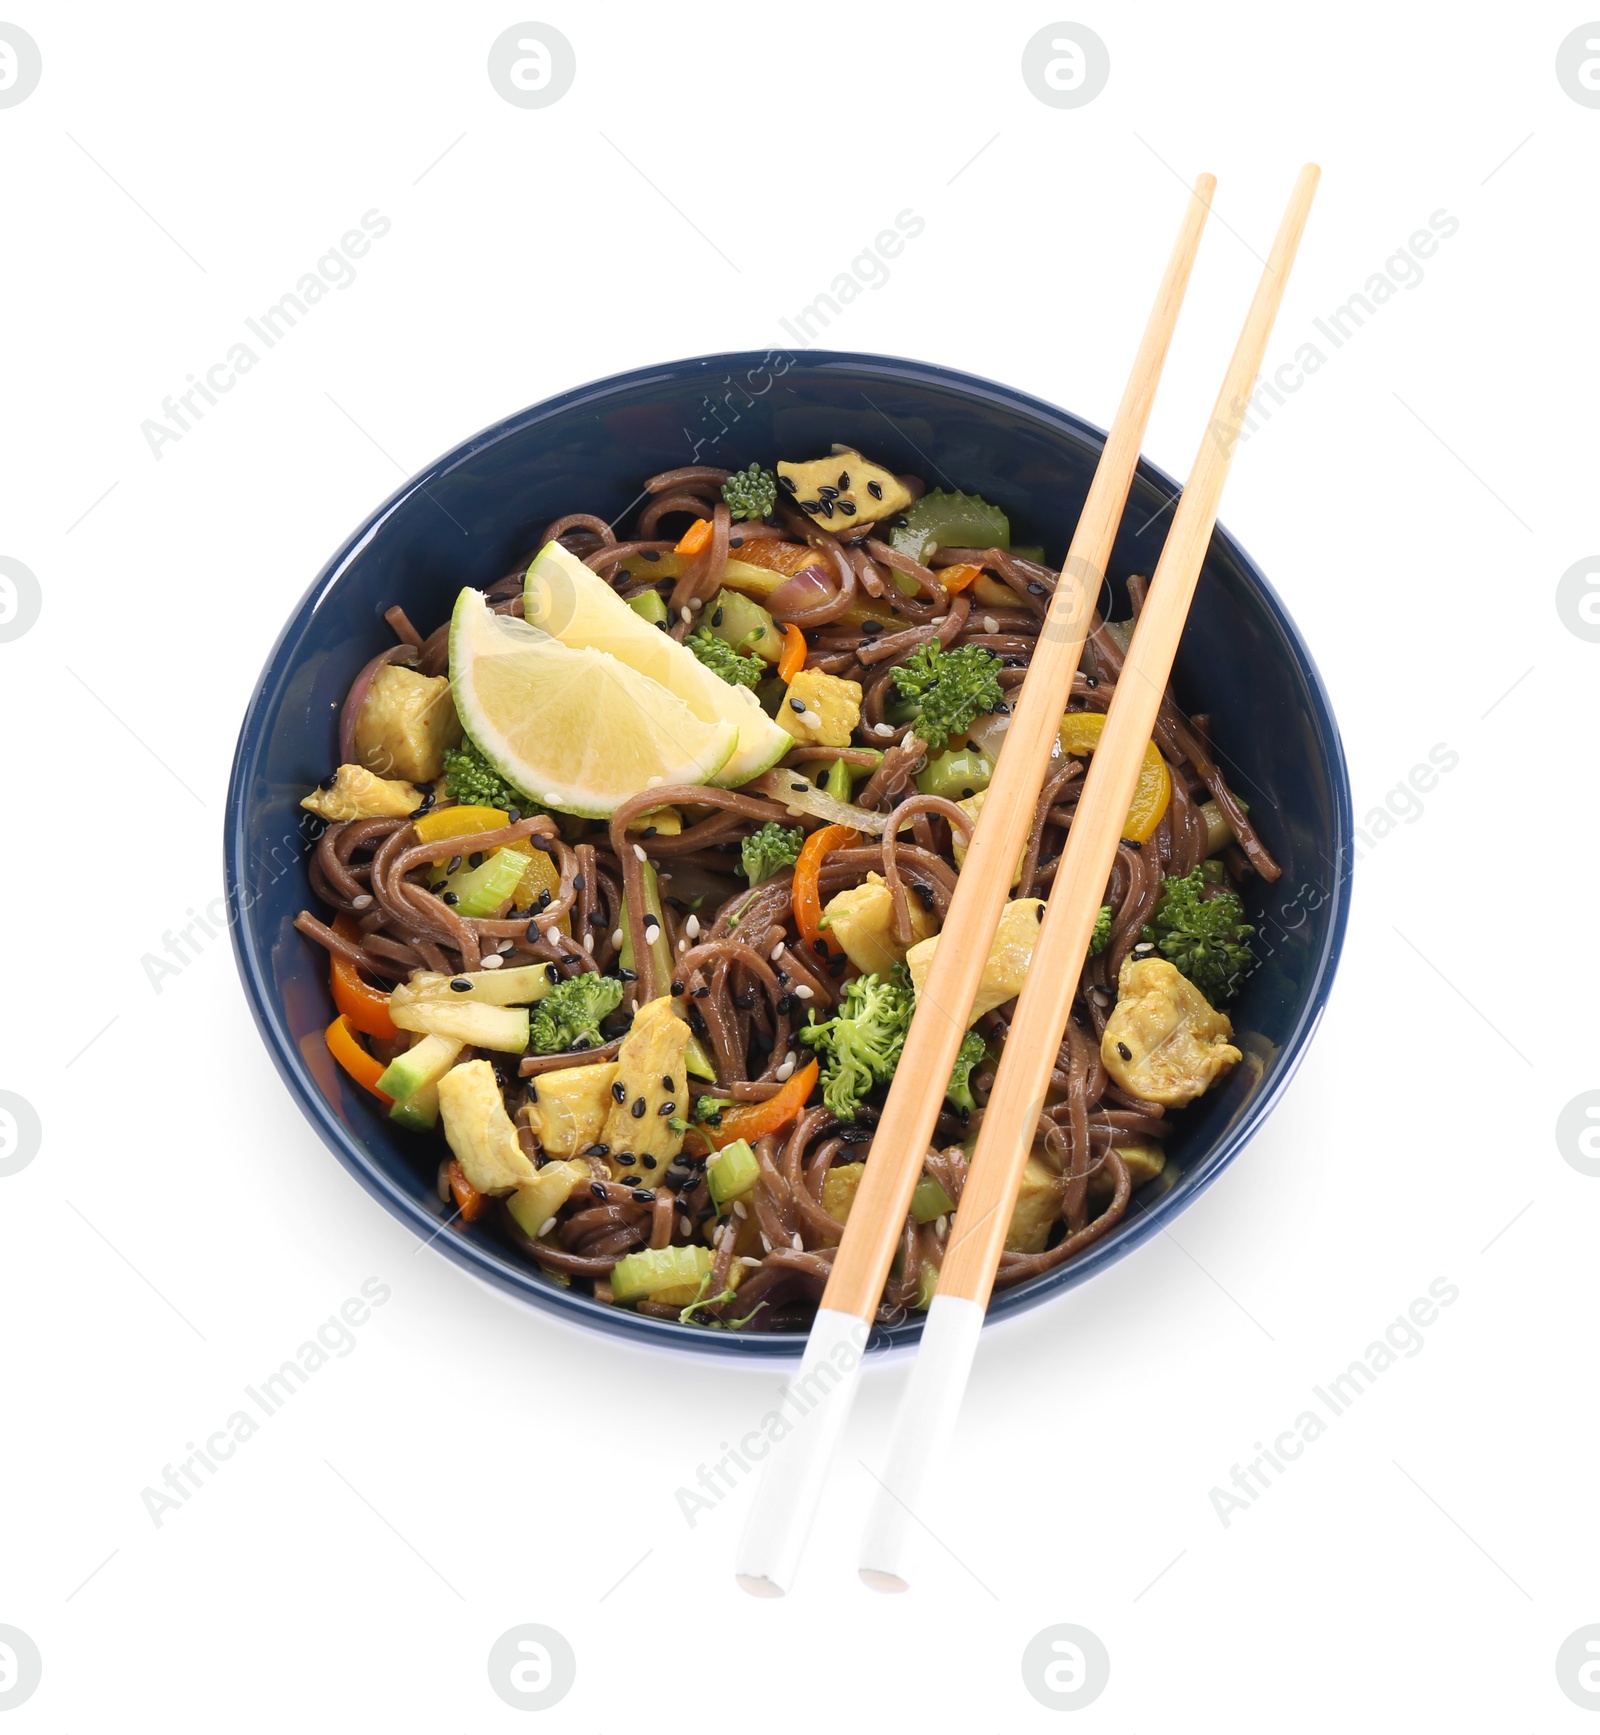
[339,644,418,765]
[746,769,890,834]
[767,564,835,616]
[965,708,1012,761]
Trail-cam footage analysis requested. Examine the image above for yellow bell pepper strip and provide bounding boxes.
[411,804,510,858]
[330,918,398,1039]
[675,517,713,556]
[1057,710,1172,842]
[777,622,808,684]
[446,1158,489,1223]
[325,1014,393,1104]
[708,1059,820,1149]
[792,823,858,957]
[939,562,983,594]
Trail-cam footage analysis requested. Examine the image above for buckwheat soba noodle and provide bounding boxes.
[295,450,1275,1331]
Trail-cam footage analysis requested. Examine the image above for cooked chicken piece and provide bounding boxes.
[821,872,938,976]
[300,762,422,820]
[597,996,690,1179]
[905,897,1045,1024]
[437,1060,538,1194]
[1100,957,1240,1107]
[353,664,462,781]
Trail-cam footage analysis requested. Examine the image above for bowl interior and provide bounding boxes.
[226,349,1351,1358]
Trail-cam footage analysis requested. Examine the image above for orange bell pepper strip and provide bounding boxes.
[777,623,808,684]
[792,823,858,956]
[709,1059,819,1149]
[446,1159,488,1222]
[325,1015,393,1104]
[330,918,398,1038]
[940,562,983,593]
[675,517,713,556]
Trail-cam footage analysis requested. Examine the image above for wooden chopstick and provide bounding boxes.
[734,175,1218,1598]
[859,164,1320,1592]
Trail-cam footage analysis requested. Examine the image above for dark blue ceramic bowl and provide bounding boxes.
[226,349,1351,1360]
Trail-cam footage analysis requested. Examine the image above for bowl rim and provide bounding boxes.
[225,346,1352,1361]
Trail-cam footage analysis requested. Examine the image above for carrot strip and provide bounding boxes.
[940,562,983,593]
[331,918,398,1038]
[446,1159,488,1222]
[710,1061,819,1148]
[325,1015,393,1103]
[675,518,713,556]
[792,823,858,957]
[778,623,808,683]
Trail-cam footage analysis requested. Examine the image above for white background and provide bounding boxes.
[1,1,1593,1727]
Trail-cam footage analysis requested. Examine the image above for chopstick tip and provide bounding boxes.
[1194,171,1218,199]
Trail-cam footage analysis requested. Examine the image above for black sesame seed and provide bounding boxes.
[612,1081,627,1102]
[893,515,909,528]
[656,619,669,631]
[619,967,638,982]
[631,1189,655,1204]
[641,825,657,839]
[775,968,789,985]
[711,607,724,628]
[442,892,459,906]
[446,855,462,873]
[790,781,808,793]
[790,697,806,713]
[587,1142,610,1156]
[449,977,472,993]
[1116,1042,1133,1061]
[696,1203,716,1222]
[861,619,884,635]
[429,881,447,894]
[799,501,820,513]
[867,480,883,499]
[778,474,797,492]
[658,1102,676,1116]
[729,537,743,549]
[816,770,829,788]
[617,569,632,583]
[617,1152,636,1165]
[641,1155,657,1170]
[590,1182,608,1200]
[961,787,974,799]
[1125,838,1142,851]
[545,962,561,982]
[734,990,756,1009]
[775,993,795,1015]
[838,472,850,489]
[670,979,685,996]
[819,499,835,517]
[912,882,935,908]
[631,1097,647,1118]
[572,873,586,891]
[812,937,829,957]
[994,702,1010,714]
[1027,581,1048,596]
[838,501,856,515]
[538,889,552,908]
[468,851,484,869]
[1084,675,1098,688]
[827,953,849,976]
[642,549,661,561]
[819,485,839,499]
[507,809,522,823]
[1036,904,1046,922]
[691,984,711,999]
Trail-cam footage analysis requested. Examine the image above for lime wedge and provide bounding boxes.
[448,590,737,818]
[524,541,791,787]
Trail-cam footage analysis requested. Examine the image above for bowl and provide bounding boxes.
[225,348,1352,1360]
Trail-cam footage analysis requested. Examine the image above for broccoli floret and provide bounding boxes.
[741,821,803,887]
[693,1094,735,1129]
[889,641,1004,746]
[1089,903,1113,956]
[799,965,915,1121]
[687,627,763,689]
[440,736,529,811]
[1142,868,1254,1003]
[720,463,777,522]
[527,973,626,1054]
[944,1029,987,1117]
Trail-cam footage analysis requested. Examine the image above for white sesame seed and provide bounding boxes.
[784,1050,796,1067]
[678,1215,693,1236]
[685,914,701,939]
[794,984,814,1000]
[480,954,504,970]
[646,774,663,787]
[800,709,824,732]
[935,1214,949,1239]
[680,606,693,624]
[633,843,647,862]
[689,596,704,611]
[739,1254,763,1269]
[544,792,561,804]
[1134,941,1154,953]
[350,892,373,909]
[584,933,595,953]
[677,937,688,953]
[760,1233,773,1253]
[769,940,786,961]
[538,1216,557,1237]
[611,929,624,948]
[788,1232,802,1251]
[644,923,661,946]
[497,940,514,954]
[982,615,999,636]
[874,722,895,737]
[544,927,559,946]
[774,1058,796,1082]
[733,1200,748,1219]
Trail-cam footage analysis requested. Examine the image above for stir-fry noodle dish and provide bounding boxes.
[296,450,1274,1331]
